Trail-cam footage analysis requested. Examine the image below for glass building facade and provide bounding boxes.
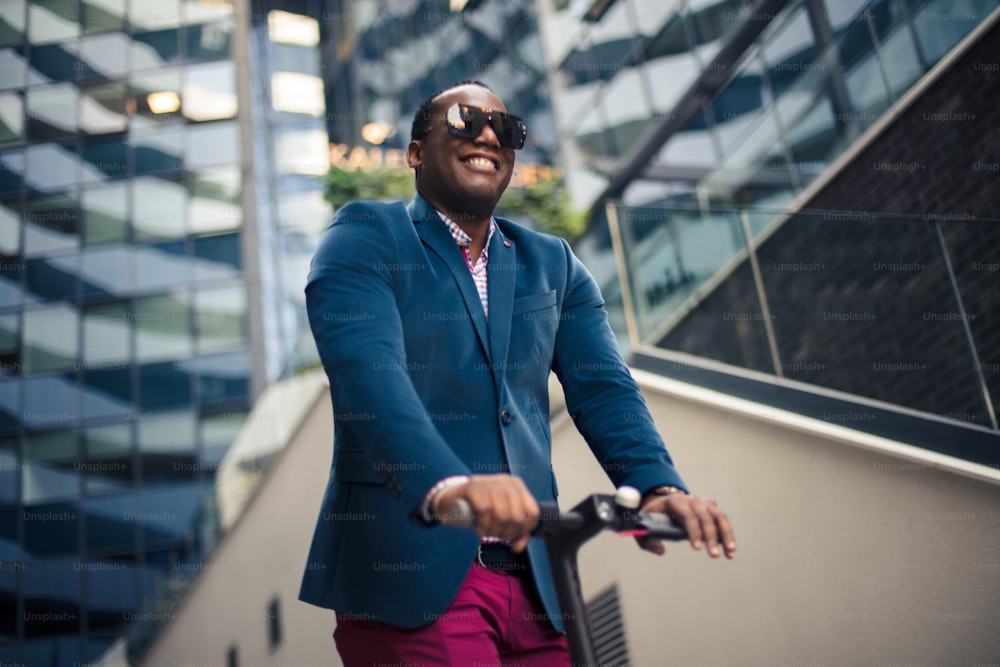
[320,0,559,185]
[542,0,999,449]
[0,1,329,663]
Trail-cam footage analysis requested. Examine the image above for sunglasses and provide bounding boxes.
[422,103,528,150]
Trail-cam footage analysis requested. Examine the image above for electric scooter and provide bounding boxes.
[448,486,687,667]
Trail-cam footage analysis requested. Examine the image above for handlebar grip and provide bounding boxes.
[635,512,687,541]
[441,498,476,528]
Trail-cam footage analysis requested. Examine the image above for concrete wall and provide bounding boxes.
[556,371,1000,667]
[142,370,1000,666]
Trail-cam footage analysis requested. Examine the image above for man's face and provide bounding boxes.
[407,85,516,220]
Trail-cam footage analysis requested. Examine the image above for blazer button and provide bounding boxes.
[500,410,511,425]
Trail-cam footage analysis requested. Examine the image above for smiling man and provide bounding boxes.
[300,81,736,666]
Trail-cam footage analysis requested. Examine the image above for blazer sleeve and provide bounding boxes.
[306,202,471,516]
[550,239,689,495]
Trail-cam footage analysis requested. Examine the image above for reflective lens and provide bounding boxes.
[443,103,527,150]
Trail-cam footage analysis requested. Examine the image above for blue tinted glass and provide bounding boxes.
[0,252,20,310]
[23,502,79,556]
[0,379,19,431]
[140,482,206,546]
[83,422,133,495]
[28,43,78,83]
[131,29,180,68]
[81,137,128,184]
[26,257,77,301]
[138,410,197,484]
[81,368,133,421]
[23,375,77,425]
[184,21,232,63]
[82,492,138,554]
[138,361,191,409]
[22,558,82,637]
[0,563,16,639]
[85,558,138,630]
[195,352,249,403]
[193,232,241,280]
[0,507,18,561]
[0,436,16,504]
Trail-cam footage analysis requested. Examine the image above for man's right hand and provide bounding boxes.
[434,474,539,553]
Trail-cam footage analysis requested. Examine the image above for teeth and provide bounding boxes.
[466,157,495,169]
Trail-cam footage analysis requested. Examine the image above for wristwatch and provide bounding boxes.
[642,485,688,506]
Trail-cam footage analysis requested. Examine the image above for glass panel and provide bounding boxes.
[24,142,78,193]
[130,0,180,32]
[79,245,129,300]
[0,312,18,375]
[85,557,138,629]
[80,135,128,184]
[28,0,80,44]
[83,422,132,494]
[131,124,184,175]
[23,191,78,257]
[195,351,249,403]
[22,561,82,644]
[81,366,132,421]
[138,410,196,483]
[23,305,78,373]
[23,375,77,427]
[83,301,129,363]
[138,360,191,409]
[26,82,79,140]
[77,32,129,79]
[182,61,237,122]
[130,67,182,129]
[134,292,192,362]
[0,435,17,504]
[131,28,181,69]
[194,284,245,354]
[192,232,240,281]
[0,378,19,431]
[184,20,232,63]
[186,120,239,169]
[82,0,127,34]
[0,91,23,147]
[132,177,186,240]
[82,491,137,553]
[911,0,992,63]
[0,197,20,255]
[186,0,233,23]
[0,1,27,48]
[0,253,20,310]
[878,22,924,99]
[189,166,240,235]
[761,8,815,98]
[22,429,79,504]
[80,82,128,136]
[26,255,77,301]
[0,48,27,91]
[82,182,128,245]
[134,241,188,293]
[843,20,891,116]
[140,483,204,547]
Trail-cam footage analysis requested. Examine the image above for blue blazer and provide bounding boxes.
[299,193,686,631]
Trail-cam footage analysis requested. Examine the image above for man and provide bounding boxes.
[300,81,736,666]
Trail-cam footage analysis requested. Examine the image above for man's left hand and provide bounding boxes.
[636,493,736,559]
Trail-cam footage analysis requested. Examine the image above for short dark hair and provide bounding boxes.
[410,80,494,142]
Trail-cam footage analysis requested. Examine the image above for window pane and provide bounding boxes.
[130,0,180,32]
[138,410,196,483]
[82,182,128,245]
[200,409,244,471]
[0,312,17,374]
[83,300,129,363]
[23,142,77,195]
[23,190,79,257]
[82,492,137,553]
[131,28,180,69]
[187,120,239,169]
[23,375,77,428]
[28,0,80,44]
[27,83,79,141]
[139,360,191,410]
[132,125,184,175]
[185,20,232,63]
[189,166,240,234]
[80,245,129,300]
[135,292,192,362]
[82,0,126,34]
[0,196,20,256]
[23,305,78,373]
[196,351,249,403]
[132,177,186,240]
[130,67,182,129]
[0,92,23,147]
[22,429,80,504]
[83,422,132,494]
[134,241,188,293]
[78,32,129,79]
[26,255,77,301]
[195,284,245,354]
[183,61,237,122]
[81,135,128,184]
[0,1,27,48]
[0,378,19,431]
[81,366,133,421]
[0,435,17,504]
[80,82,128,136]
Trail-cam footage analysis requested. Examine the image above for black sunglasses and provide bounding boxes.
[422,103,528,150]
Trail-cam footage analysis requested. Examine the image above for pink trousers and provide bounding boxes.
[333,562,571,666]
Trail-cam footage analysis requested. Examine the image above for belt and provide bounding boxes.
[476,543,531,577]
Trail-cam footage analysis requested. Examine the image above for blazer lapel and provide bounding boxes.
[487,224,516,387]
[408,197,491,360]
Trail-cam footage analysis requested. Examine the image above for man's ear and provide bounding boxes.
[406,140,422,170]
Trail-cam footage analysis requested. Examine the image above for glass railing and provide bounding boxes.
[605,202,1000,431]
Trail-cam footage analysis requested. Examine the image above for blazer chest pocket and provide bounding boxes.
[512,290,557,316]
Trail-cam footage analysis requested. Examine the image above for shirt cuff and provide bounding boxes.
[420,475,470,523]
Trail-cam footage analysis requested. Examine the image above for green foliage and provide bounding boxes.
[497,175,588,243]
[321,166,587,243]
[322,165,414,210]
